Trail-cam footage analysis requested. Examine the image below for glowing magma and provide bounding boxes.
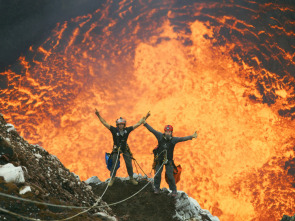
[0,2,295,221]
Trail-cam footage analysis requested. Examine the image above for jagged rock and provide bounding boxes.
[72,172,80,180]
[19,186,32,195]
[5,123,16,132]
[90,175,220,221]
[85,176,102,185]
[0,163,25,183]
[174,191,220,221]
[0,136,14,165]
[93,212,117,221]
[0,114,113,220]
[281,214,295,221]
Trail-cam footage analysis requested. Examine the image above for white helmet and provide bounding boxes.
[116,117,126,126]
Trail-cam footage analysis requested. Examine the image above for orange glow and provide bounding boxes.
[1,1,294,221]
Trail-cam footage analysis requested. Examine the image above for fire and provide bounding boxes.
[0,1,294,220]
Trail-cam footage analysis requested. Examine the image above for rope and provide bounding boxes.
[52,147,122,221]
[100,147,121,199]
[103,161,165,207]
[133,157,140,175]
[0,192,88,209]
[38,147,123,221]
[0,207,41,221]
[122,148,168,180]
[0,161,165,221]
[0,148,124,210]
[131,160,149,182]
[0,147,122,221]
[122,148,166,179]
[133,159,149,178]
[122,152,149,178]
[74,150,167,209]
[0,150,167,221]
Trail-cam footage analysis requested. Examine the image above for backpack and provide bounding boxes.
[105,152,120,171]
[165,163,182,184]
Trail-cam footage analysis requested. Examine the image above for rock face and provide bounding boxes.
[174,191,219,221]
[281,214,295,221]
[0,114,113,220]
[0,163,25,183]
[90,176,220,221]
[85,176,102,185]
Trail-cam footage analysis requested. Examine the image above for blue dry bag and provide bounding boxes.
[105,152,120,171]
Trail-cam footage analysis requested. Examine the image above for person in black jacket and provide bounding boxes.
[95,109,147,186]
[143,119,198,196]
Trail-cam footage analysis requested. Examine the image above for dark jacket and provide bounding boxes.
[109,126,133,152]
[144,123,193,161]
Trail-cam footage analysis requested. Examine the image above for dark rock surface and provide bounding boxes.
[91,177,178,221]
[281,214,295,221]
[0,114,113,220]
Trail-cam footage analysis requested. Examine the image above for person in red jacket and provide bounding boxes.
[143,119,198,196]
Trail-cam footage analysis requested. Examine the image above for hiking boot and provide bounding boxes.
[154,188,160,194]
[108,178,115,186]
[129,177,138,185]
[171,190,177,197]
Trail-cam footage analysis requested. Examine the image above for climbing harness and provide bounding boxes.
[153,148,182,184]
[105,144,132,171]
[165,161,182,184]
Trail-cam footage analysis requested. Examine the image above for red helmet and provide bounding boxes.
[164,125,173,132]
[116,117,126,126]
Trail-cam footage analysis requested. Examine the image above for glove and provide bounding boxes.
[139,117,145,124]
[192,131,198,138]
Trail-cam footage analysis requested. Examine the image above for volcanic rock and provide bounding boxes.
[281,214,295,221]
[19,186,32,195]
[174,191,219,221]
[0,163,25,183]
[86,176,102,185]
[90,176,220,221]
[0,136,14,165]
[0,114,113,220]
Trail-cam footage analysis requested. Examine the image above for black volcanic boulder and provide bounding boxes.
[0,136,14,165]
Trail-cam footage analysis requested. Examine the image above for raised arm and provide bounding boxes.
[95,109,110,130]
[143,122,163,140]
[132,111,151,130]
[132,117,145,130]
[173,131,198,143]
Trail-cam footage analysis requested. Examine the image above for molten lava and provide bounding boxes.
[1,1,295,220]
